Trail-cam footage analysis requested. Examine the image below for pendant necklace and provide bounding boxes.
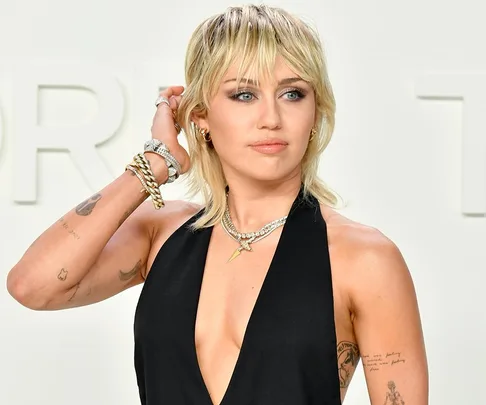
[221,200,287,262]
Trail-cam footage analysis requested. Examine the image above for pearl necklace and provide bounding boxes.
[221,202,287,262]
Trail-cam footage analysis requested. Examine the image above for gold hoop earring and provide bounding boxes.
[310,127,317,142]
[200,128,211,143]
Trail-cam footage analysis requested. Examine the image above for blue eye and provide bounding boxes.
[283,90,305,100]
[229,88,306,102]
[230,91,255,102]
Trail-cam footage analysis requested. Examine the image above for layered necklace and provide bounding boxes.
[221,197,287,262]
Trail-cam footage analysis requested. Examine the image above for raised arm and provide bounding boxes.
[350,231,428,405]
[6,86,189,311]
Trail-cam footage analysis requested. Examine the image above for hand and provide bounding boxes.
[150,86,190,175]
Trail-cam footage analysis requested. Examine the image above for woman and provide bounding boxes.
[6,4,428,405]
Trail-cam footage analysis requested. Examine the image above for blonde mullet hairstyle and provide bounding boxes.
[177,4,343,230]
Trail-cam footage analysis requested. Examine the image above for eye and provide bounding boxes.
[230,91,255,102]
[282,89,306,101]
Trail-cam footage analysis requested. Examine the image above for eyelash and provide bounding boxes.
[229,88,306,102]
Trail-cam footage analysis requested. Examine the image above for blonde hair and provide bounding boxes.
[177,4,342,229]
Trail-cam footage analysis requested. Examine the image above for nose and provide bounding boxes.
[257,98,282,130]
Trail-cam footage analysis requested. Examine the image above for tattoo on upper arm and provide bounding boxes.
[58,217,81,239]
[362,352,407,373]
[337,341,360,388]
[119,260,143,282]
[384,381,405,405]
[75,193,102,216]
[57,268,68,281]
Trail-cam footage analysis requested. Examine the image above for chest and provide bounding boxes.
[194,228,281,350]
[134,209,345,405]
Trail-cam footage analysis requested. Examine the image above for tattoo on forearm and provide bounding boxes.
[119,260,143,282]
[337,341,360,388]
[68,282,81,301]
[362,351,407,372]
[58,217,81,240]
[57,268,68,281]
[75,193,102,216]
[384,381,405,405]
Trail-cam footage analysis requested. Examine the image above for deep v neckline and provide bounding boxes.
[189,191,306,405]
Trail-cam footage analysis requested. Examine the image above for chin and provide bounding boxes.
[242,164,300,184]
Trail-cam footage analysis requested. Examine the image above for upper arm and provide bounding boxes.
[46,199,202,311]
[44,201,155,310]
[350,232,428,404]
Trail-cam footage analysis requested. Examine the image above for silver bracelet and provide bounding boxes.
[144,139,181,184]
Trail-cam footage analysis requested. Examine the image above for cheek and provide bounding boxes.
[208,110,253,143]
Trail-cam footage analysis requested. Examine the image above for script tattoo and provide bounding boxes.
[384,381,405,405]
[337,341,360,388]
[362,351,406,372]
[119,260,143,282]
[57,268,68,281]
[75,193,102,216]
[58,217,81,239]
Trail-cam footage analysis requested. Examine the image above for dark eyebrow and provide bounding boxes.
[223,77,306,86]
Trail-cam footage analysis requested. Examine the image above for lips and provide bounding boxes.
[249,138,288,154]
[249,138,288,147]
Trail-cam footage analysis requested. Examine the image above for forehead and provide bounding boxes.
[220,55,302,86]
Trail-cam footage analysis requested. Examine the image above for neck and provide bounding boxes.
[225,174,302,233]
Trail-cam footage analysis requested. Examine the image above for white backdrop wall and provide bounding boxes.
[0,1,484,404]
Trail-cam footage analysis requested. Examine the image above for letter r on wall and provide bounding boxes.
[12,64,124,202]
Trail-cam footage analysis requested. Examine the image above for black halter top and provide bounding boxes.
[133,190,341,404]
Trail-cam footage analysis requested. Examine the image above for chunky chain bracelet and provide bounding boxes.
[127,153,165,209]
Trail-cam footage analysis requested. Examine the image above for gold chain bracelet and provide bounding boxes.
[125,165,150,195]
[126,153,165,209]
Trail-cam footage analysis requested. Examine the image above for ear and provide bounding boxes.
[190,111,210,131]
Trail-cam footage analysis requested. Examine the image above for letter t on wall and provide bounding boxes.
[416,74,486,215]
[12,64,124,202]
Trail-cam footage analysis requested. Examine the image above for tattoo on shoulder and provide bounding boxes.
[337,341,360,388]
[362,351,407,372]
[119,260,143,282]
[75,193,102,216]
[57,268,68,281]
[384,381,405,405]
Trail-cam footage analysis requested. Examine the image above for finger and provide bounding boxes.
[156,87,184,112]
[170,95,182,110]
[159,86,184,99]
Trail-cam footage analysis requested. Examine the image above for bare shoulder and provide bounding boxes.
[137,199,203,278]
[320,203,397,255]
[319,204,411,312]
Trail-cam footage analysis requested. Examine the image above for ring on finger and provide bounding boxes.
[155,95,170,108]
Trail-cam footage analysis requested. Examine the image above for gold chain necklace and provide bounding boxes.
[221,202,287,262]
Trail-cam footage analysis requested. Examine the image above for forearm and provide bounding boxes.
[6,154,168,307]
